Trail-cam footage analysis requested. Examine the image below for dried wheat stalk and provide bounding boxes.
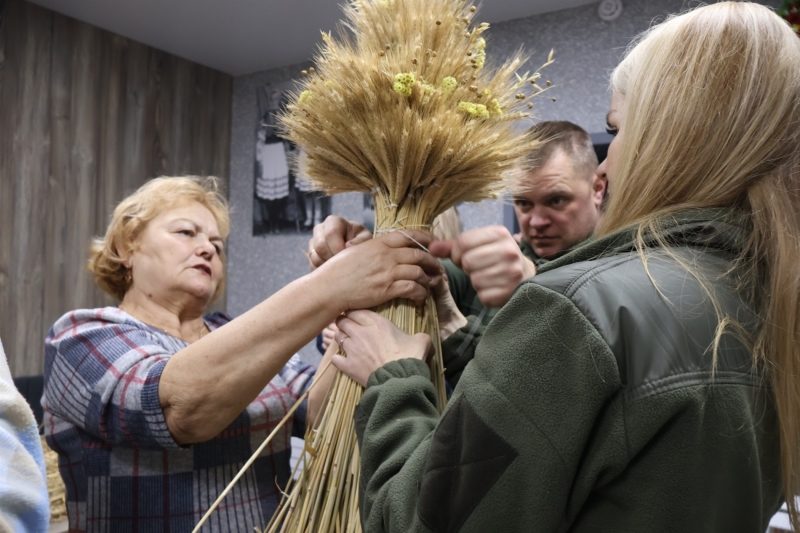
[265,0,551,530]
[195,0,552,530]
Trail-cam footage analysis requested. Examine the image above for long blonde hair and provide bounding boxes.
[599,2,800,525]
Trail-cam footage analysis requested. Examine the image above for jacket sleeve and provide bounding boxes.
[442,259,477,318]
[354,281,624,532]
[44,314,182,450]
[440,315,484,388]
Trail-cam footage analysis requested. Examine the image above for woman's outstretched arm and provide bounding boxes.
[158,230,440,444]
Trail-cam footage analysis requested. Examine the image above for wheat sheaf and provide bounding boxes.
[193,0,553,531]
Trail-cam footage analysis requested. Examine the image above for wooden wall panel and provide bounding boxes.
[8,0,52,378]
[0,0,232,377]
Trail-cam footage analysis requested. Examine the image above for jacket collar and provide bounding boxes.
[537,208,751,275]
[519,238,574,267]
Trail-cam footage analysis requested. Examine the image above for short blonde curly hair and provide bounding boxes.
[88,176,230,301]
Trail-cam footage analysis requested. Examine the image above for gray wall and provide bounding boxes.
[227,0,780,364]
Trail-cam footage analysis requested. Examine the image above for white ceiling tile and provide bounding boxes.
[27,0,597,75]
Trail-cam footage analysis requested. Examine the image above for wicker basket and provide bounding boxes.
[41,436,67,523]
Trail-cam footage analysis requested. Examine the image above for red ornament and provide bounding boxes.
[779,0,800,37]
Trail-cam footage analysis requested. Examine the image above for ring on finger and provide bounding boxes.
[339,335,349,349]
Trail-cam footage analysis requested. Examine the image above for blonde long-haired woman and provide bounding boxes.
[326,3,800,531]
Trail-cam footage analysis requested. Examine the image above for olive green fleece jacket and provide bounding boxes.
[354,209,783,533]
[441,238,564,387]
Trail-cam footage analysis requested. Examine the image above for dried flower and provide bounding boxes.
[473,37,487,69]
[458,101,490,118]
[441,76,458,95]
[487,98,502,116]
[298,90,313,104]
[393,72,416,96]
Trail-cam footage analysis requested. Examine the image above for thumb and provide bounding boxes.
[429,239,454,259]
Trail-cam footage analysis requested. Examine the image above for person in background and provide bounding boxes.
[311,121,605,329]
[43,176,438,532]
[0,337,49,531]
[440,120,605,323]
[427,122,607,384]
[332,3,797,531]
[311,122,605,384]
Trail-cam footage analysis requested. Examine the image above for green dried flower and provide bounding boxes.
[458,101,489,118]
[441,76,458,95]
[299,90,314,104]
[393,72,416,97]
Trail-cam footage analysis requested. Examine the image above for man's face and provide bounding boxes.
[513,149,605,258]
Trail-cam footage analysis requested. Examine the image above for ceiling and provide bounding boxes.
[27,0,598,76]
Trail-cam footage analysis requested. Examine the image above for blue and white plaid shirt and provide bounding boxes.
[0,337,50,532]
[43,307,315,532]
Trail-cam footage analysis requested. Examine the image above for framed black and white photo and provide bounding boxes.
[252,81,331,235]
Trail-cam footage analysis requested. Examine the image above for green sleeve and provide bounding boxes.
[441,259,477,318]
[354,282,625,532]
[440,315,484,387]
[354,359,439,532]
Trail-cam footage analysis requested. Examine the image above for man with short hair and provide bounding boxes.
[438,121,606,323]
[309,121,606,354]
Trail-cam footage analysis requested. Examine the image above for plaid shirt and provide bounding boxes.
[43,307,315,532]
[0,337,49,531]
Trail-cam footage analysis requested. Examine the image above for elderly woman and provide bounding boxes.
[42,176,438,532]
[323,3,799,532]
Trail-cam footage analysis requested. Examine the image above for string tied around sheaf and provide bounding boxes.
[374,221,433,253]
